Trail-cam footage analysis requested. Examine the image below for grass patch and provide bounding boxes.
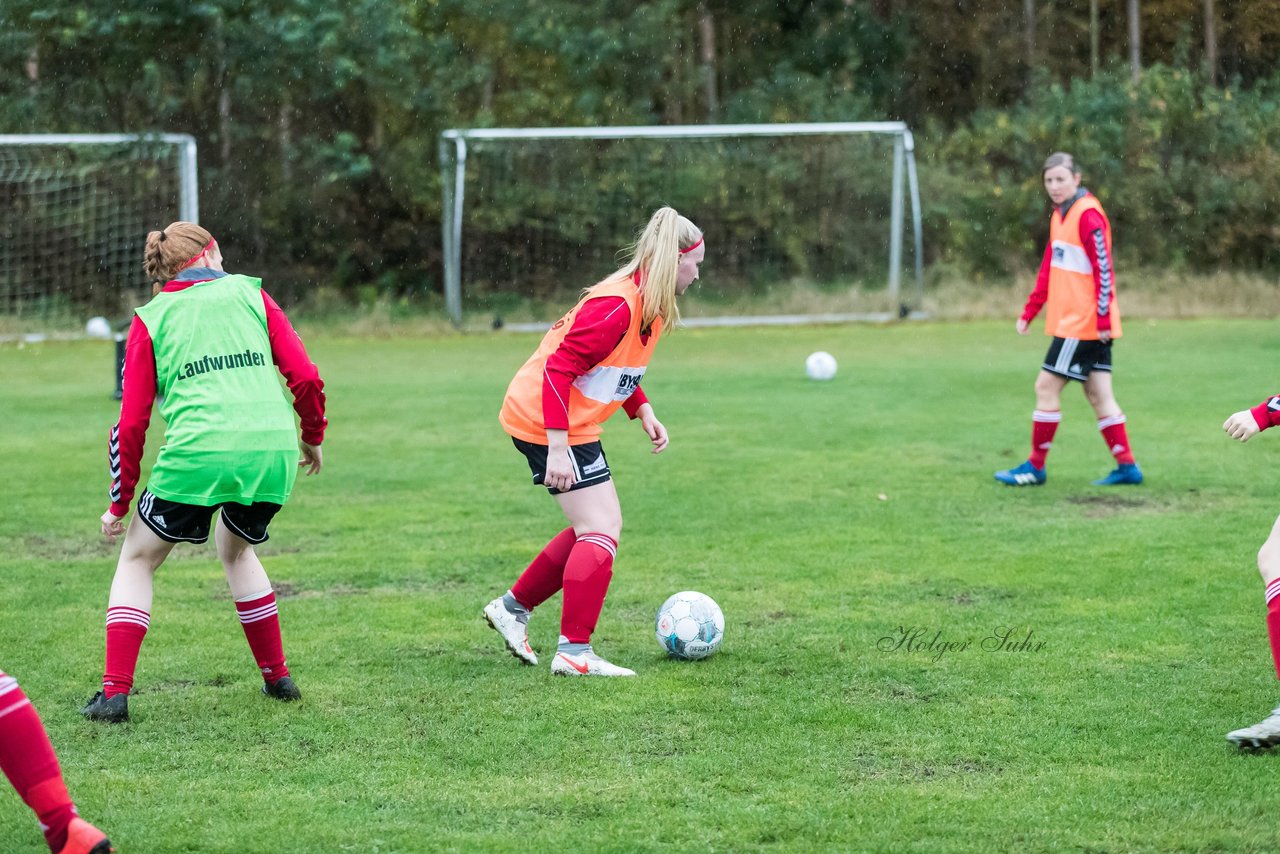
[3,319,1280,850]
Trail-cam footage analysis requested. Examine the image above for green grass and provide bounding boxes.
[4,318,1280,852]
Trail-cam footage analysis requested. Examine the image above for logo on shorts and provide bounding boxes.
[1071,363,1082,374]
[582,454,607,475]
[153,514,167,528]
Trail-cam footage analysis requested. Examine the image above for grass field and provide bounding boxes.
[5,318,1280,852]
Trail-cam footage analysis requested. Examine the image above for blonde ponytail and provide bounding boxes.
[143,221,215,292]
[589,206,702,333]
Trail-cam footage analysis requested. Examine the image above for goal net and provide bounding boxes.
[0,134,198,333]
[439,123,923,329]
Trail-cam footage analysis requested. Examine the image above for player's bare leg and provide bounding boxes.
[995,370,1067,486]
[1228,515,1280,749]
[83,518,174,722]
[216,515,299,701]
[547,481,633,676]
[1084,370,1143,484]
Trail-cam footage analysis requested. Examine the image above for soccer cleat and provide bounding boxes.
[550,650,636,677]
[1227,706,1280,750]
[57,817,114,854]
[994,460,1046,486]
[80,691,129,723]
[483,597,537,665]
[1093,462,1143,485]
[262,675,301,702]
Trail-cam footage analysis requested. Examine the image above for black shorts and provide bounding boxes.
[136,490,282,545]
[1042,337,1113,381]
[512,438,612,494]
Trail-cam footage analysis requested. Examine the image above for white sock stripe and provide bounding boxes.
[0,675,19,695]
[106,615,151,629]
[235,589,274,603]
[1032,410,1062,423]
[0,698,32,720]
[577,534,618,557]
[1097,414,1127,429]
[1266,581,1280,604]
[106,607,151,627]
[237,603,279,623]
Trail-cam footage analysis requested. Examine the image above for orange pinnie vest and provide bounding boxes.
[1044,194,1121,340]
[500,277,662,445]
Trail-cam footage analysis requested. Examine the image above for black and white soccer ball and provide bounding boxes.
[656,591,724,660]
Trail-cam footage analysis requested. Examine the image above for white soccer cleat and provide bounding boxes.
[1226,707,1280,749]
[550,649,636,677]
[483,597,537,665]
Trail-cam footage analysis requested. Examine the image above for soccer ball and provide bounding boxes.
[805,351,837,381]
[84,316,112,339]
[656,591,724,660]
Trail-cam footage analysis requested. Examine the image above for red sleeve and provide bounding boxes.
[108,316,157,517]
[1079,209,1115,333]
[263,290,327,445]
[1251,397,1280,431]
[623,386,649,418]
[1021,241,1052,323]
[543,296,632,431]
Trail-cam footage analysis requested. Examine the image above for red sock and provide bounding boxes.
[1029,409,1060,469]
[1266,578,1280,679]
[1098,413,1136,465]
[560,533,617,644]
[236,591,290,682]
[511,527,577,610]
[103,606,150,698]
[0,673,77,853]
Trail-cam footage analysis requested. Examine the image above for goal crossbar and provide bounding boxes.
[439,122,924,328]
[0,133,200,224]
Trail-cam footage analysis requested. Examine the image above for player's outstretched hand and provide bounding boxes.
[638,404,668,454]
[1224,410,1260,443]
[1015,318,1029,335]
[299,441,323,475]
[100,511,125,541]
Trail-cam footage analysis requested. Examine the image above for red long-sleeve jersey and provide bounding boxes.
[107,276,326,517]
[1251,397,1280,432]
[542,295,650,432]
[1020,193,1116,334]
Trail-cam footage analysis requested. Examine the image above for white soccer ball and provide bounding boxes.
[85,316,112,339]
[656,591,724,660]
[805,350,837,381]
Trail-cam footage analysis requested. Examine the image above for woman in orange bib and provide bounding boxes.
[995,152,1143,487]
[484,207,704,676]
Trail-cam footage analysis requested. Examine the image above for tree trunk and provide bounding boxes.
[698,2,718,122]
[1203,0,1218,84]
[1090,0,1100,78]
[1128,0,1141,84]
[1023,0,1035,72]
[216,16,231,168]
[278,99,293,185]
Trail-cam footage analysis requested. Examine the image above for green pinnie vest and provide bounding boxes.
[134,274,298,506]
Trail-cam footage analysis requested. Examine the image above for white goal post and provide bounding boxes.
[438,122,924,329]
[0,133,198,327]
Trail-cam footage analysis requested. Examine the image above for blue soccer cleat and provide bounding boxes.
[1092,462,1143,485]
[994,460,1046,486]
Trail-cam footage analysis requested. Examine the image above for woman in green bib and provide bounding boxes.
[82,222,328,724]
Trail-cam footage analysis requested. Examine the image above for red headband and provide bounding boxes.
[181,238,216,270]
[680,236,704,255]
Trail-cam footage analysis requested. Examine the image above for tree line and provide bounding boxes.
[2,0,1277,303]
